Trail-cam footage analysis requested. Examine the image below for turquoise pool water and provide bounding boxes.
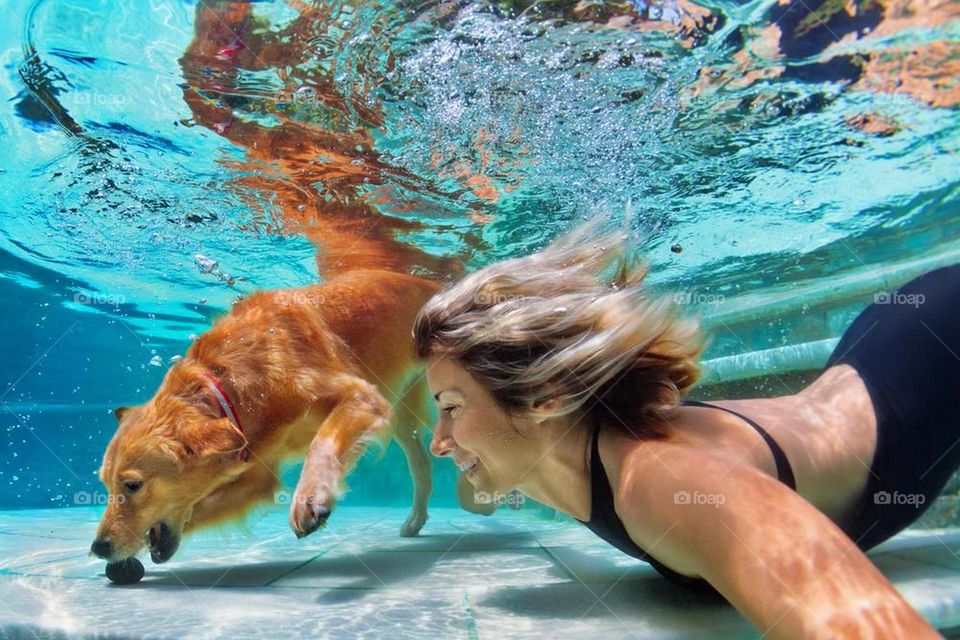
[0,0,958,537]
[2,0,959,513]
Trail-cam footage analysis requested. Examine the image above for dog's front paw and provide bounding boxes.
[289,492,333,539]
[288,473,337,539]
[289,438,342,539]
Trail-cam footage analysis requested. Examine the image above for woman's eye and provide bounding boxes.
[124,480,143,493]
[442,406,457,416]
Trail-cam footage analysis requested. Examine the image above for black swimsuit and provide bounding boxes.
[576,399,797,591]
[577,264,960,590]
[824,264,960,552]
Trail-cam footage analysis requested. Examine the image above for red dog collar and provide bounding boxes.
[202,373,250,462]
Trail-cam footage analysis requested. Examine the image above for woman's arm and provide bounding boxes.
[614,440,941,639]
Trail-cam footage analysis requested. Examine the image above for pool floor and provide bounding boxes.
[2,506,960,638]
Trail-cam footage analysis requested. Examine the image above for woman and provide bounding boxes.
[413,226,955,638]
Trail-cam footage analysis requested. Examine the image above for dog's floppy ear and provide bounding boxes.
[114,406,131,422]
[179,420,247,459]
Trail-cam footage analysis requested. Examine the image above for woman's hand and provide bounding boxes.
[613,438,941,639]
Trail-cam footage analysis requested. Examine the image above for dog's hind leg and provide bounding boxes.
[394,377,433,537]
[394,376,492,525]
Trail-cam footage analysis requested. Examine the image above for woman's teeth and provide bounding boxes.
[457,458,478,473]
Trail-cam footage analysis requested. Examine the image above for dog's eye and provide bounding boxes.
[124,480,143,493]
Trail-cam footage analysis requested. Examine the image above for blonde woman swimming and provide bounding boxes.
[413,226,955,638]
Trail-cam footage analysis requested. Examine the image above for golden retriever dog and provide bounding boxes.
[91,268,455,564]
[90,2,499,567]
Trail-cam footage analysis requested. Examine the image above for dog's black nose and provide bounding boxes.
[91,538,112,559]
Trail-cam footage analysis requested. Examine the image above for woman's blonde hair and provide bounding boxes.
[412,223,705,439]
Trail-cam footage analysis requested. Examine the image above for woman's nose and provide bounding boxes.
[430,424,455,458]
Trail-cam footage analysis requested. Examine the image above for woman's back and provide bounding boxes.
[654,364,878,534]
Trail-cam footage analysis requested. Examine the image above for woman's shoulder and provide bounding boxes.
[596,427,713,577]
[599,421,797,578]
[598,407,764,493]
[602,424,801,581]
[605,426,937,637]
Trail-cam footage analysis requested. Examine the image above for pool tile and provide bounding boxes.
[273,547,565,590]
[466,581,749,640]
[0,507,958,638]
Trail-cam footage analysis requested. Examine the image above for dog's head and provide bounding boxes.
[91,365,249,563]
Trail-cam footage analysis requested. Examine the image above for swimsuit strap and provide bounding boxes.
[682,399,797,491]
[581,425,658,564]
[585,422,717,590]
[589,426,615,522]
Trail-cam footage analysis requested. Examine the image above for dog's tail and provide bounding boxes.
[303,212,467,283]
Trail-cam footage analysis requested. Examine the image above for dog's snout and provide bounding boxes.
[91,538,112,559]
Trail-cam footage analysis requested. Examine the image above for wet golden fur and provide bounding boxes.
[95,269,440,561]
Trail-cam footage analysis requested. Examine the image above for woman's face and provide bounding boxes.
[425,356,530,495]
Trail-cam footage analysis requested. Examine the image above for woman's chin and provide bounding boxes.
[466,463,512,495]
[475,476,511,497]
[467,469,494,493]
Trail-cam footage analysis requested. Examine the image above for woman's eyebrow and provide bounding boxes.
[433,388,463,401]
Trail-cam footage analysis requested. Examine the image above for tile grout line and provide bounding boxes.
[262,540,353,587]
[0,568,102,582]
[461,589,481,640]
[263,514,392,587]
[887,552,960,576]
[538,543,581,583]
